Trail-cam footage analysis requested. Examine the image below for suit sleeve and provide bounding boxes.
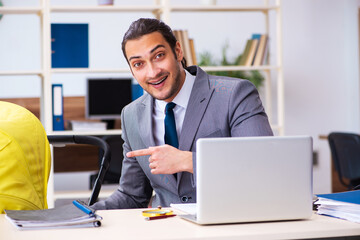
[228,80,273,137]
[91,107,153,210]
[191,79,273,188]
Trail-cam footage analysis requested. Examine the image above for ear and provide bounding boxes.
[175,41,184,63]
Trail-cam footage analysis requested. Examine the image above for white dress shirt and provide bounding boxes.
[153,69,196,146]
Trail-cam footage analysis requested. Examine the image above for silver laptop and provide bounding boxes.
[171,136,313,225]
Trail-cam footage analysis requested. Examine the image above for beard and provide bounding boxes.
[147,62,184,102]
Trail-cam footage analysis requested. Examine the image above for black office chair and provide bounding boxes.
[90,135,123,189]
[48,135,111,205]
[328,132,360,190]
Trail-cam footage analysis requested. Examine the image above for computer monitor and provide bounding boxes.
[86,78,132,127]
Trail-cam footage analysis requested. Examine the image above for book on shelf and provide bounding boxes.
[5,200,102,230]
[239,33,269,67]
[238,39,253,66]
[253,34,268,66]
[245,33,262,66]
[315,190,360,223]
[181,30,194,66]
[189,39,197,65]
[173,30,184,59]
[173,29,197,66]
[244,38,259,66]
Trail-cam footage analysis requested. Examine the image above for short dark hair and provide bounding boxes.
[121,18,187,68]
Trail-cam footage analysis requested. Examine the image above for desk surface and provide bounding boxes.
[1,209,360,240]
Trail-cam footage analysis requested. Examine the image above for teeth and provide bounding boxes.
[151,76,167,85]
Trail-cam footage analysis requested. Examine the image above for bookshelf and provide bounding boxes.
[0,0,283,135]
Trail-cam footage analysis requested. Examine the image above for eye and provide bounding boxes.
[133,62,143,68]
[155,52,165,59]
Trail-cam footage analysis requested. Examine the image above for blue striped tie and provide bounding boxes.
[164,102,179,148]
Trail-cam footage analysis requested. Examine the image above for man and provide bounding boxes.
[91,18,273,210]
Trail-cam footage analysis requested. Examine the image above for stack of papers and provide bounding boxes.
[316,190,360,223]
[69,120,107,131]
[5,203,102,230]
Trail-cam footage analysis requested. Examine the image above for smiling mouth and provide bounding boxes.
[149,76,167,85]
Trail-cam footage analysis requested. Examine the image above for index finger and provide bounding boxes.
[126,148,153,158]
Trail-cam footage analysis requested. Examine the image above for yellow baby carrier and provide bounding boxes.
[0,101,51,213]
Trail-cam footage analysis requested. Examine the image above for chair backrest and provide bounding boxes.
[328,132,360,189]
[90,135,123,189]
[0,101,51,213]
[100,135,123,182]
[47,135,111,206]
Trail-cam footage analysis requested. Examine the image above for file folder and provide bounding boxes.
[51,23,89,68]
[52,84,64,131]
[317,190,360,205]
[316,190,360,223]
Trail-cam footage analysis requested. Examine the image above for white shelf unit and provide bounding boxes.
[160,0,284,135]
[49,129,122,136]
[0,0,284,135]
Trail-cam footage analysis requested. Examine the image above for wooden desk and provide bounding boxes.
[1,209,360,240]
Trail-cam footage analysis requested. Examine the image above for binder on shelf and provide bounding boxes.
[132,83,143,101]
[52,84,64,131]
[51,23,89,68]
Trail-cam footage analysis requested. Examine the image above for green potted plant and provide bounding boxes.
[198,44,264,89]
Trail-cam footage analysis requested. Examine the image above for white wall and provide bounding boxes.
[0,0,270,98]
[0,0,359,194]
[282,0,359,193]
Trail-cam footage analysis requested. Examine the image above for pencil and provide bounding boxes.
[145,214,176,221]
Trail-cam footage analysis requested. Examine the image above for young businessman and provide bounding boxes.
[91,18,273,210]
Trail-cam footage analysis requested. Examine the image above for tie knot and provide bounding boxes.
[165,102,176,113]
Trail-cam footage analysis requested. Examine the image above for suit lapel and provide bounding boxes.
[176,66,214,185]
[137,94,155,148]
[179,66,214,151]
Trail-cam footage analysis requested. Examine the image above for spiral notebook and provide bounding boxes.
[5,201,102,230]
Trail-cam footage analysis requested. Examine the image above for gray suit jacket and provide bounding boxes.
[92,66,273,210]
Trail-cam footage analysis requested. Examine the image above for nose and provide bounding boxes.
[147,63,161,79]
